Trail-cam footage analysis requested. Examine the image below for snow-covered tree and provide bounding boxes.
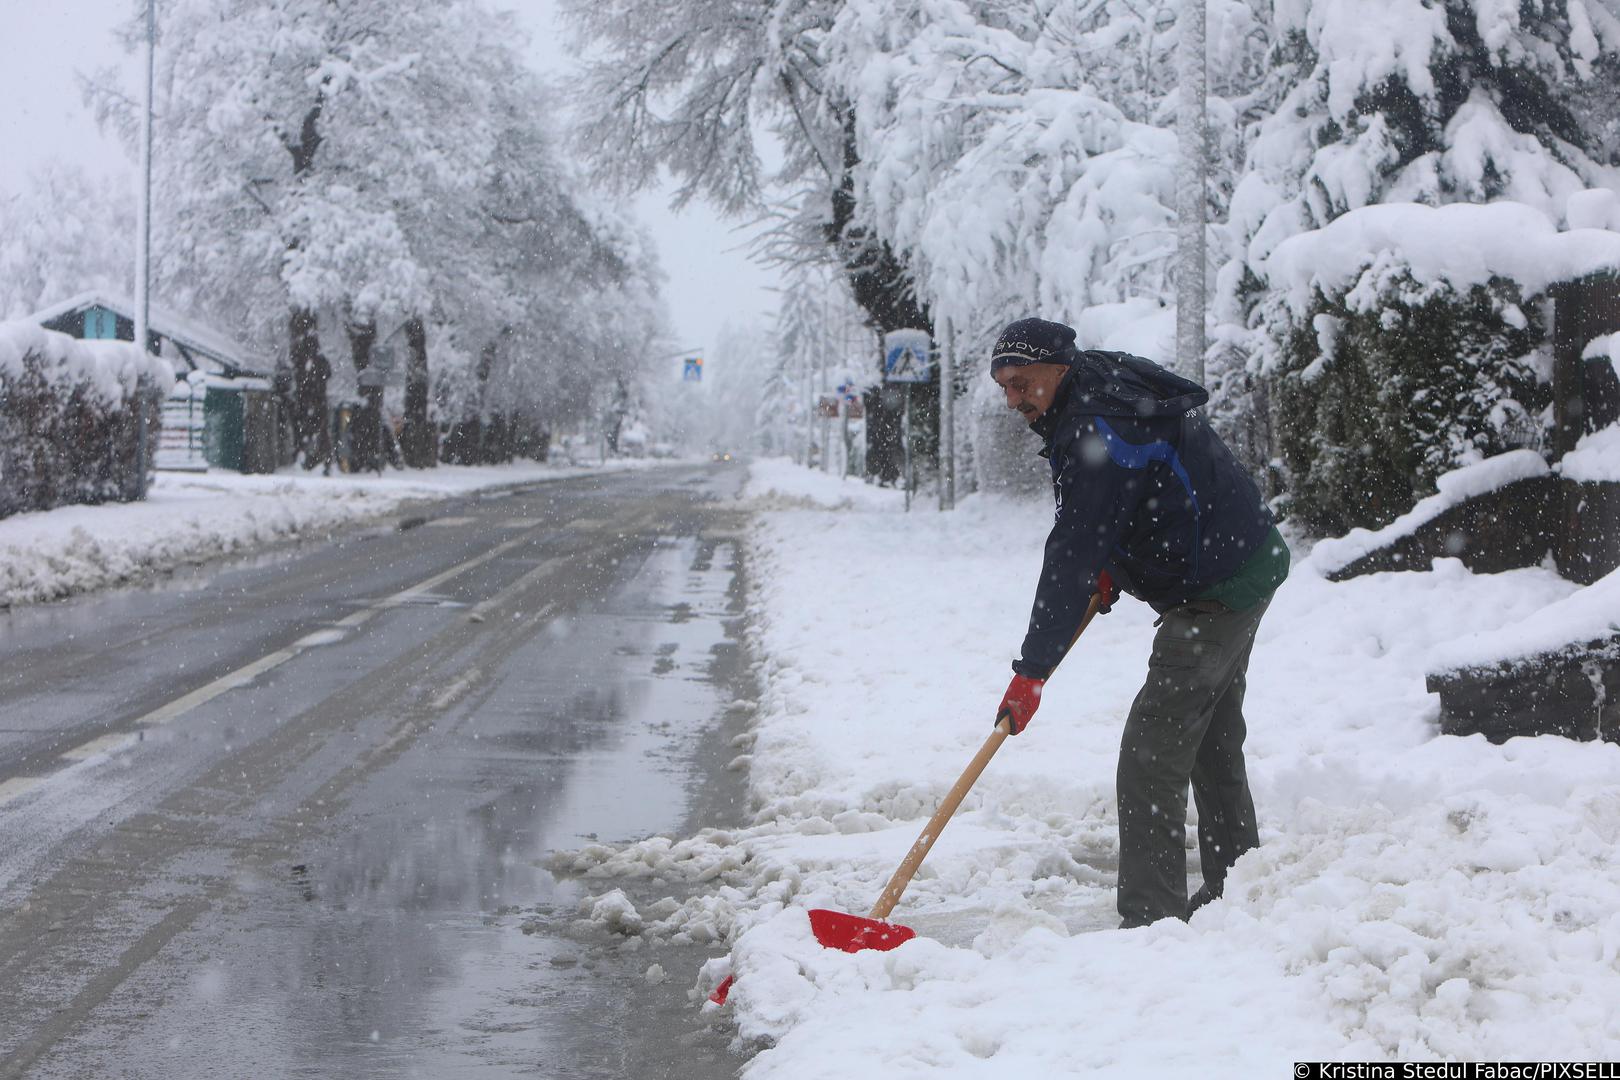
[818,0,1271,488]
[560,0,942,479]
[0,163,133,319]
[90,0,669,470]
[1214,0,1620,532]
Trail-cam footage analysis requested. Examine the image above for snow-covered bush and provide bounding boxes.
[1269,271,1548,533]
[1253,198,1620,533]
[1216,0,1620,532]
[0,324,171,519]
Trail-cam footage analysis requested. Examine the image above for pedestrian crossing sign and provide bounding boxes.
[683,356,702,382]
[882,329,933,383]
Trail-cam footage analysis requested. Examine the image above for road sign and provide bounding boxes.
[683,356,702,382]
[882,329,933,383]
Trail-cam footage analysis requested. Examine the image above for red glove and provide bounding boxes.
[1096,569,1119,614]
[996,674,1046,735]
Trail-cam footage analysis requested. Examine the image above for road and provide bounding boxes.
[0,464,753,1078]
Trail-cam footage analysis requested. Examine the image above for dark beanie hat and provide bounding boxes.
[989,318,1078,375]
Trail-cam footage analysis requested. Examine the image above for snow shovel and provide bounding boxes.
[709,587,1108,1006]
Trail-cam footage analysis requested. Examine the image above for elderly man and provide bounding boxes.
[988,317,1289,928]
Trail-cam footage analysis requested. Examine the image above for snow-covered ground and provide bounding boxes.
[560,457,1620,1074]
[0,458,658,607]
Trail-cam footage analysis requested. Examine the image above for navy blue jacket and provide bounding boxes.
[1013,350,1273,679]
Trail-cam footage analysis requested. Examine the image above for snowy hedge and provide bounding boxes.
[1252,202,1620,533]
[0,322,172,519]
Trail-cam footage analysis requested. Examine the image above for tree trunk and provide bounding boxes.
[825,109,936,486]
[401,316,435,468]
[285,97,330,469]
[290,306,330,468]
[475,342,497,464]
[347,318,381,473]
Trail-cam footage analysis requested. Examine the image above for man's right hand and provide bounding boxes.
[996,674,1046,735]
[1096,569,1118,613]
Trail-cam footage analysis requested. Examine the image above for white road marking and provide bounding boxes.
[292,629,347,648]
[0,776,47,806]
[464,558,562,624]
[59,731,140,762]
[134,648,299,727]
[389,532,534,604]
[497,517,542,529]
[426,516,477,527]
[133,527,541,730]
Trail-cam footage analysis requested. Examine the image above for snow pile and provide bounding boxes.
[1262,201,1620,321]
[1310,449,1550,575]
[739,457,905,512]
[584,459,1620,1073]
[0,461,641,607]
[1432,565,1620,672]
[1557,425,1620,484]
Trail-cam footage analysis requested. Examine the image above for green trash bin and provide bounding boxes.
[204,386,245,472]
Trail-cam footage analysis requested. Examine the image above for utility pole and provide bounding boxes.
[133,0,156,492]
[1175,0,1208,386]
[938,320,956,510]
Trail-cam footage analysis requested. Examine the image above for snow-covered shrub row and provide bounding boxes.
[0,323,171,519]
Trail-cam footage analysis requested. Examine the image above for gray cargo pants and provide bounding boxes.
[1116,596,1271,928]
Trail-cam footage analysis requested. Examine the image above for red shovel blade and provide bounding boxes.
[808,908,917,954]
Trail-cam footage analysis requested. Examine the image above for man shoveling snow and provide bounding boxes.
[989,317,1290,928]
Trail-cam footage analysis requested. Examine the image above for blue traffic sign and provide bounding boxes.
[882,329,933,383]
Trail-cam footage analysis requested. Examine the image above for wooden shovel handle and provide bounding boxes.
[866,590,1107,922]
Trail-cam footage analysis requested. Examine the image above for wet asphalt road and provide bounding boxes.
[0,464,754,1078]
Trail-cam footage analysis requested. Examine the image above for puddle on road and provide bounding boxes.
[372,532,753,1078]
[527,537,742,855]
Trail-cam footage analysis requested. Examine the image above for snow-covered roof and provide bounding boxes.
[25,291,269,379]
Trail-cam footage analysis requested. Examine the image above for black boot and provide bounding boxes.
[1186,881,1223,919]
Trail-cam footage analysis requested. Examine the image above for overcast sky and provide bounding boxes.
[0,0,780,357]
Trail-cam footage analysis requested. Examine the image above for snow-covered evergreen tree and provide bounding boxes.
[1214,0,1620,532]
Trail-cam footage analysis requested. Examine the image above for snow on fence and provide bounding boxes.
[0,321,173,519]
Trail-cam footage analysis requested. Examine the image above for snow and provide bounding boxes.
[0,459,654,607]
[1263,201,1620,321]
[740,457,906,512]
[1432,566,1620,672]
[0,320,173,404]
[1310,449,1550,576]
[566,458,1620,1072]
[1558,425,1620,484]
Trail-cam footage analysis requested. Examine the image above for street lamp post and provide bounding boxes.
[133,0,156,492]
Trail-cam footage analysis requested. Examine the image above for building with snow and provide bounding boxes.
[26,292,281,474]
